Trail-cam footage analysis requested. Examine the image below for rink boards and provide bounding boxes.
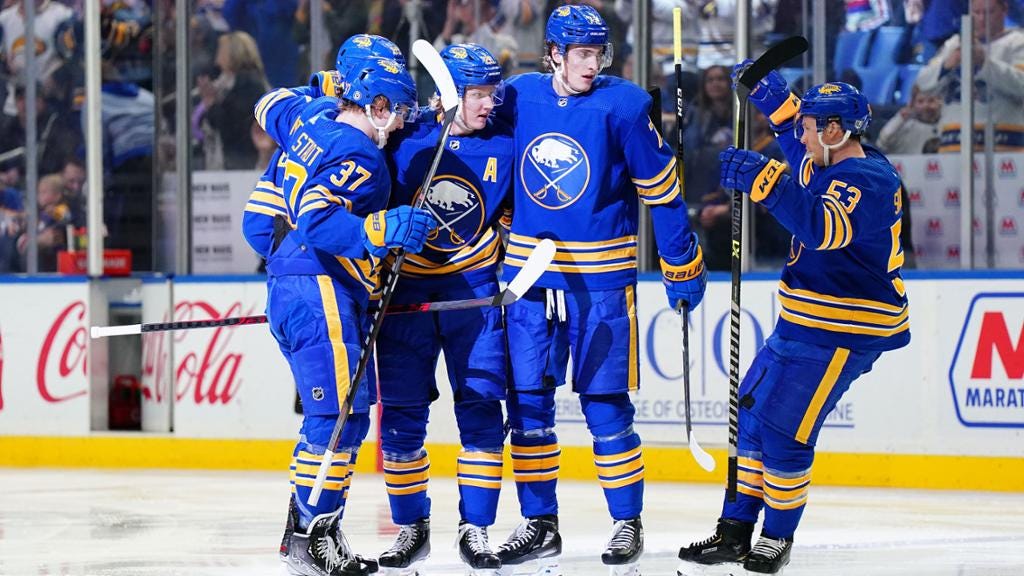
[0,272,1021,492]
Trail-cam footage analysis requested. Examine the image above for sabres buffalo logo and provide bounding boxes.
[420,175,485,252]
[818,83,841,95]
[450,46,468,59]
[379,58,400,74]
[353,35,373,48]
[556,6,571,16]
[521,133,590,210]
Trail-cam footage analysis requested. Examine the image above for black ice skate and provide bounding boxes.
[602,517,643,576]
[280,508,378,576]
[676,518,753,576]
[743,533,792,574]
[495,515,562,576]
[458,522,501,574]
[378,518,430,576]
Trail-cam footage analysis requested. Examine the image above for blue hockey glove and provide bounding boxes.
[720,146,786,203]
[362,206,437,257]
[309,70,344,98]
[732,59,801,127]
[661,232,707,309]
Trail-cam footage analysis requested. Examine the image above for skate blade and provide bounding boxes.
[379,557,428,576]
[608,561,641,576]
[496,558,561,576]
[675,561,745,576]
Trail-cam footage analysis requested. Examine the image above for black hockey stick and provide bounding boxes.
[307,39,461,506]
[727,35,809,502]
[673,7,714,473]
[89,245,556,339]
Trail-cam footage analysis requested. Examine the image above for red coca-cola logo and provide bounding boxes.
[37,301,88,403]
[171,300,254,405]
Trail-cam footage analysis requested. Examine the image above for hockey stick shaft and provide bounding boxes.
[727,35,809,502]
[309,40,459,506]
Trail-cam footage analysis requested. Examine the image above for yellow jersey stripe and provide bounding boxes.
[779,281,906,313]
[509,233,637,251]
[244,204,286,218]
[632,157,675,187]
[778,293,908,328]
[249,191,286,208]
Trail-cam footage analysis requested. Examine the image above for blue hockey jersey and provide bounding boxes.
[251,88,391,307]
[386,114,514,288]
[758,133,910,352]
[498,73,695,291]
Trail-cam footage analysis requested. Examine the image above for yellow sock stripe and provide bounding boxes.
[599,467,645,489]
[594,446,642,465]
[383,455,430,470]
[738,483,764,498]
[458,448,504,489]
[384,455,430,494]
[738,455,763,471]
[764,491,810,510]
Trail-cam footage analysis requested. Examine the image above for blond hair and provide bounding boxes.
[217,31,266,78]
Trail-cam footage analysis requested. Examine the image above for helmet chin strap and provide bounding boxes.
[817,129,851,166]
[452,100,474,134]
[551,55,585,96]
[365,105,397,149]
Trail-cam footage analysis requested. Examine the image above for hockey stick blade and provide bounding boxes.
[737,36,809,95]
[500,239,555,305]
[412,39,459,112]
[689,430,716,472]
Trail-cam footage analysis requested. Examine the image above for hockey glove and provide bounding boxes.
[720,146,786,203]
[731,59,801,128]
[309,70,344,98]
[661,232,707,309]
[362,206,437,258]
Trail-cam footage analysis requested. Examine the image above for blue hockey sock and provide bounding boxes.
[581,393,644,520]
[380,403,431,525]
[508,388,559,518]
[290,413,369,530]
[455,400,505,526]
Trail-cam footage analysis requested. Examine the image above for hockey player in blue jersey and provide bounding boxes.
[372,43,514,576]
[252,56,436,576]
[494,6,707,575]
[677,75,910,576]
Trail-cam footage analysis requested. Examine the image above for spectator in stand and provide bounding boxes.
[197,30,269,170]
[500,0,546,73]
[691,0,777,69]
[0,0,75,115]
[915,0,967,62]
[0,158,23,273]
[436,0,518,73]
[223,0,299,88]
[0,81,81,177]
[683,65,733,238]
[916,0,1024,152]
[844,0,892,32]
[293,0,368,74]
[60,157,86,227]
[19,173,69,272]
[876,85,942,154]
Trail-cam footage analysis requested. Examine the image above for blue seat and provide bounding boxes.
[866,26,910,67]
[778,67,811,93]
[833,30,872,78]
[853,65,900,105]
[896,64,923,105]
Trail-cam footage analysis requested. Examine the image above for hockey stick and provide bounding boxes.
[307,39,460,506]
[727,35,809,502]
[673,8,714,474]
[88,243,556,339]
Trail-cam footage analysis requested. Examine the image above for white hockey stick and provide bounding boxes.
[308,40,461,507]
[89,240,555,336]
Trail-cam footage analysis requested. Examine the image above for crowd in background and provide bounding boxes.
[0,0,1020,273]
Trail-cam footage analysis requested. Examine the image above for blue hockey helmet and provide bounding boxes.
[545,4,612,67]
[797,82,872,138]
[336,34,406,79]
[441,43,504,102]
[343,57,418,121]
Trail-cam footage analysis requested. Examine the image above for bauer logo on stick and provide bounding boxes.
[521,133,590,210]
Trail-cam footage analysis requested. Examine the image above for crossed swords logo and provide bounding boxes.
[422,186,480,246]
[528,154,581,204]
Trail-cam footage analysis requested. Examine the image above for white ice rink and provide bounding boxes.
[1,468,1022,576]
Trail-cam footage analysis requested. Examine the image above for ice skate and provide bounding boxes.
[280,508,378,576]
[457,521,501,575]
[495,515,562,576]
[378,518,430,576]
[602,517,643,576]
[742,534,791,574]
[676,518,753,576]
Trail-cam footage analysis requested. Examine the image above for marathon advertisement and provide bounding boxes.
[894,153,1024,268]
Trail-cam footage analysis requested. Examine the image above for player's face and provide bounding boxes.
[460,85,498,131]
[559,45,603,92]
[799,116,845,165]
[913,92,942,124]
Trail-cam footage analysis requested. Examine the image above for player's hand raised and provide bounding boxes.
[732,59,799,128]
[719,146,786,202]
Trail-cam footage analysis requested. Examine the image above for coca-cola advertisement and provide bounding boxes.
[168,280,297,439]
[0,281,91,434]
